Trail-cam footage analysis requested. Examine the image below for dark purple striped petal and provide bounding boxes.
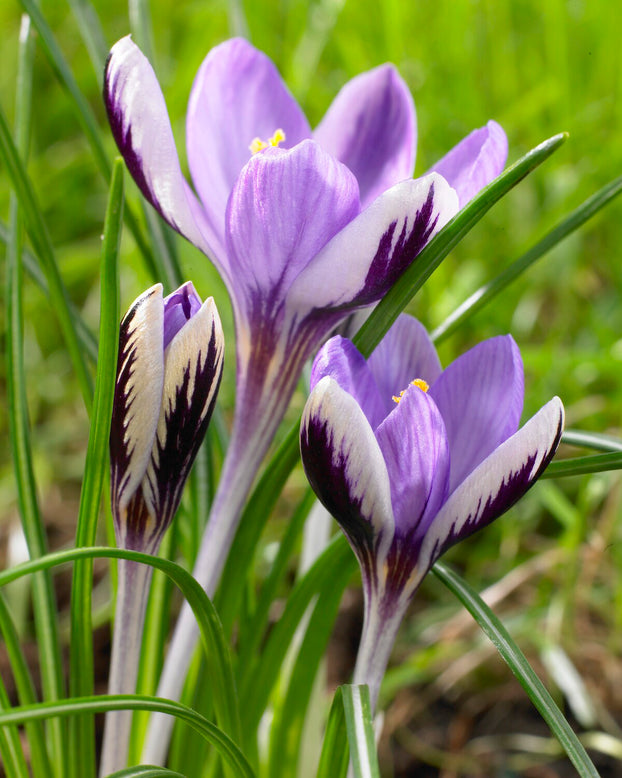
[104,37,225,266]
[419,396,564,572]
[429,335,524,492]
[300,377,395,574]
[368,315,442,419]
[186,38,311,237]
[110,285,164,525]
[286,173,458,314]
[314,64,416,208]
[137,298,224,552]
[429,120,508,208]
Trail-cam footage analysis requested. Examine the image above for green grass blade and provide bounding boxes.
[65,0,109,85]
[0,547,242,755]
[562,430,622,453]
[354,132,568,358]
[0,593,54,778]
[341,685,380,778]
[5,16,68,776]
[107,769,187,778]
[68,158,123,778]
[316,687,349,778]
[267,555,354,778]
[0,655,30,778]
[0,97,94,408]
[544,452,622,478]
[432,561,601,778]
[0,696,254,778]
[239,535,355,738]
[432,174,622,343]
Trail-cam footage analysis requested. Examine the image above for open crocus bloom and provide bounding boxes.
[300,315,564,709]
[110,282,224,553]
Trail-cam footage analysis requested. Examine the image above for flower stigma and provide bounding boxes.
[392,378,429,404]
[249,128,286,154]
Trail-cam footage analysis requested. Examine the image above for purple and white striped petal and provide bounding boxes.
[225,140,359,312]
[429,335,524,492]
[110,284,164,525]
[186,38,311,235]
[286,173,458,314]
[314,64,416,208]
[300,376,395,573]
[376,384,450,538]
[368,315,442,419]
[429,120,508,208]
[418,396,564,573]
[104,37,225,268]
[310,336,385,430]
[139,298,224,552]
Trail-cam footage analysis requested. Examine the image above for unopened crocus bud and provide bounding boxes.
[109,281,224,554]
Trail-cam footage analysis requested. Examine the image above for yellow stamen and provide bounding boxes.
[249,128,286,154]
[392,378,429,404]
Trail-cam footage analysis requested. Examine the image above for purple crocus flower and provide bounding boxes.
[300,316,564,709]
[101,282,223,776]
[104,37,507,759]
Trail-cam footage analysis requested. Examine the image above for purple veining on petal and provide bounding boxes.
[163,282,202,350]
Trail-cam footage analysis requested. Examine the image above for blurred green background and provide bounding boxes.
[1,0,622,773]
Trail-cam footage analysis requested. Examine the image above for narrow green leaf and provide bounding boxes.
[544,452,622,478]
[107,769,187,778]
[0,97,93,407]
[5,16,68,776]
[68,158,123,778]
[0,657,30,778]
[562,430,622,453]
[432,562,601,778]
[316,688,349,778]
[354,132,568,358]
[0,593,54,778]
[432,174,622,343]
[341,685,380,778]
[0,547,242,755]
[65,0,109,84]
[0,696,254,778]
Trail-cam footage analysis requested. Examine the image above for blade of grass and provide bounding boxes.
[562,430,622,453]
[544,452,622,478]
[0,664,30,778]
[432,561,601,778]
[0,547,242,759]
[5,16,68,776]
[0,696,253,778]
[341,685,380,778]
[354,132,568,358]
[0,593,54,778]
[67,158,124,778]
[107,769,187,778]
[65,0,109,85]
[432,174,622,343]
[316,687,349,778]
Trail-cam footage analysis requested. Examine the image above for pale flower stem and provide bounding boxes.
[352,588,409,713]
[100,559,152,777]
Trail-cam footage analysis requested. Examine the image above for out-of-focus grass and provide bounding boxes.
[1,0,621,773]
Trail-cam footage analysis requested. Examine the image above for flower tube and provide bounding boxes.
[104,37,508,759]
[100,282,224,776]
[300,316,564,709]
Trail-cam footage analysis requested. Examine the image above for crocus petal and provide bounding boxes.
[429,120,508,208]
[375,384,450,537]
[186,38,311,233]
[300,376,395,572]
[418,396,564,572]
[429,335,524,492]
[287,173,458,314]
[310,336,385,429]
[141,298,224,549]
[110,284,164,518]
[368,314,442,419]
[104,37,224,265]
[225,140,359,312]
[314,64,416,208]
[163,281,203,350]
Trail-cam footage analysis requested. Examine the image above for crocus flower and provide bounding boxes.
[104,37,507,760]
[101,282,224,776]
[300,315,564,709]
